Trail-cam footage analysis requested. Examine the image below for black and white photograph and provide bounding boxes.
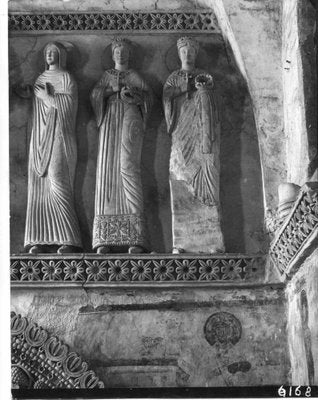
[5,0,318,398]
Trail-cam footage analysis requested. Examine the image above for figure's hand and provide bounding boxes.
[34,83,54,105]
[120,86,143,105]
[111,82,121,93]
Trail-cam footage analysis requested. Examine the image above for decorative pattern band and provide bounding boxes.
[11,312,104,389]
[10,254,261,283]
[270,183,318,277]
[8,12,218,32]
[93,214,147,249]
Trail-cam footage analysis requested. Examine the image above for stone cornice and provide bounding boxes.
[8,11,220,33]
[10,253,264,288]
[270,182,318,280]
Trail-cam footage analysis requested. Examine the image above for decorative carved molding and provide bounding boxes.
[204,312,242,347]
[11,312,104,389]
[8,12,219,32]
[270,182,318,278]
[10,254,262,285]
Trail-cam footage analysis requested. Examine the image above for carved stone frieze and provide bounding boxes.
[204,312,242,347]
[270,182,318,278]
[11,312,104,389]
[10,254,261,284]
[8,12,219,32]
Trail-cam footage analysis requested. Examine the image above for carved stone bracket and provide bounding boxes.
[10,253,263,286]
[11,312,104,389]
[270,182,318,279]
[8,11,219,33]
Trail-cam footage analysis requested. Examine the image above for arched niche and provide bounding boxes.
[8,1,265,253]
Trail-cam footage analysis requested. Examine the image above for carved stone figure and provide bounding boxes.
[163,37,224,253]
[24,42,82,254]
[91,38,152,254]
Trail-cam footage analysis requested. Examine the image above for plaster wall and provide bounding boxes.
[11,284,289,387]
[282,0,317,186]
[9,31,264,254]
[200,0,286,211]
[286,249,318,385]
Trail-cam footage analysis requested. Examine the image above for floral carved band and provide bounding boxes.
[10,254,262,285]
[8,12,219,32]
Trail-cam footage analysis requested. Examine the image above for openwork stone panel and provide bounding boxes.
[270,183,318,277]
[10,255,261,284]
[11,312,104,389]
[8,12,219,32]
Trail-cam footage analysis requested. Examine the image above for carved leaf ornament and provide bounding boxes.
[11,256,259,283]
[11,312,104,389]
[9,12,218,32]
[270,184,318,276]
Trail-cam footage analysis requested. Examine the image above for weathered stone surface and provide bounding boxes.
[11,284,289,387]
[8,0,200,13]
[200,0,286,212]
[286,249,318,385]
[282,0,317,185]
[9,32,264,254]
[163,37,224,253]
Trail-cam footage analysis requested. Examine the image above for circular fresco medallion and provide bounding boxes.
[204,312,242,346]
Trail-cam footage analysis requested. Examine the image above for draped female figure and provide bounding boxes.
[25,42,82,254]
[163,37,224,253]
[91,38,152,254]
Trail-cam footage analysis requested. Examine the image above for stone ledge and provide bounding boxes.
[10,253,265,287]
[270,182,318,281]
[8,11,220,33]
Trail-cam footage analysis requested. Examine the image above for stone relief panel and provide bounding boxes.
[24,41,82,255]
[91,37,152,254]
[163,37,224,254]
[11,312,104,389]
[9,17,264,254]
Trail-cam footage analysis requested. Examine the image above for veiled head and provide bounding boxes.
[43,42,67,70]
[111,37,131,66]
[177,37,199,66]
